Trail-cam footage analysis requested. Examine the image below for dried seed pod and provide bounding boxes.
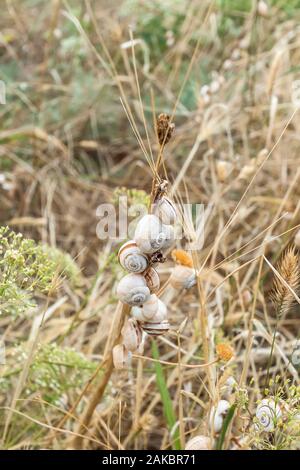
[118,240,149,273]
[185,435,211,450]
[153,196,177,225]
[116,273,150,306]
[169,265,196,290]
[156,113,175,145]
[112,344,129,369]
[134,214,174,254]
[210,400,230,433]
[142,319,170,336]
[255,398,282,432]
[171,249,193,268]
[144,267,160,293]
[121,318,143,352]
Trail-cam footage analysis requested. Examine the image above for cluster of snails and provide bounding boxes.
[112,195,183,369]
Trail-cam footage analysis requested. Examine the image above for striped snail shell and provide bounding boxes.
[170,265,196,290]
[116,273,150,306]
[255,398,282,432]
[118,240,149,273]
[185,435,211,450]
[153,196,177,225]
[121,318,143,352]
[142,319,170,336]
[134,214,174,254]
[112,344,130,369]
[144,267,160,293]
[210,400,230,433]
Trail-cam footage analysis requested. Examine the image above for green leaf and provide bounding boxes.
[151,340,181,450]
[216,403,237,450]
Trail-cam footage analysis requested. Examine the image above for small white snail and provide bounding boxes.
[121,318,143,352]
[112,344,130,369]
[255,398,282,432]
[153,196,177,225]
[185,435,211,450]
[118,240,149,273]
[142,319,170,336]
[216,160,233,183]
[132,296,167,323]
[116,273,150,306]
[134,214,174,254]
[169,265,196,290]
[144,267,160,293]
[140,294,159,320]
[210,400,230,433]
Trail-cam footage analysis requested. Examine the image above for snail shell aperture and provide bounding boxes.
[118,240,149,273]
[134,214,174,254]
[116,273,151,306]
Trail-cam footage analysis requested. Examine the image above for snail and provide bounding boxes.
[142,319,170,336]
[132,296,167,322]
[134,214,174,254]
[210,400,230,433]
[185,435,211,450]
[112,344,130,369]
[169,265,196,290]
[255,398,282,432]
[144,267,160,293]
[118,240,149,273]
[121,318,143,352]
[140,294,159,320]
[116,273,151,306]
[153,196,177,225]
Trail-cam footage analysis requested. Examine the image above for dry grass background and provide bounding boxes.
[1,0,300,450]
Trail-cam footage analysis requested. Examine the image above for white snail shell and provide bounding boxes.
[116,273,151,306]
[142,319,170,336]
[144,267,160,293]
[169,265,196,290]
[131,306,146,322]
[134,214,174,254]
[141,294,159,320]
[112,344,130,369]
[153,196,177,225]
[118,240,149,273]
[255,398,282,432]
[210,400,230,433]
[185,435,211,450]
[145,298,167,323]
[121,318,143,352]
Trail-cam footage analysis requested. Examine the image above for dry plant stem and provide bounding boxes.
[72,301,130,449]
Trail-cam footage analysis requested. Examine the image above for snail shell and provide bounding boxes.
[210,400,230,433]
[121,318,143,352]
[132,296,167,323]
[153,196,177,225]
[144,267,160,293]
[141,294,159,320]
[185,435,211,450]
[142,319,170,336]
[118,240,149,273]
[116,273,150,306]
[169,265,196,290]
[134,214,174,254]
[255,398,282,432]
[112,344,130,369]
